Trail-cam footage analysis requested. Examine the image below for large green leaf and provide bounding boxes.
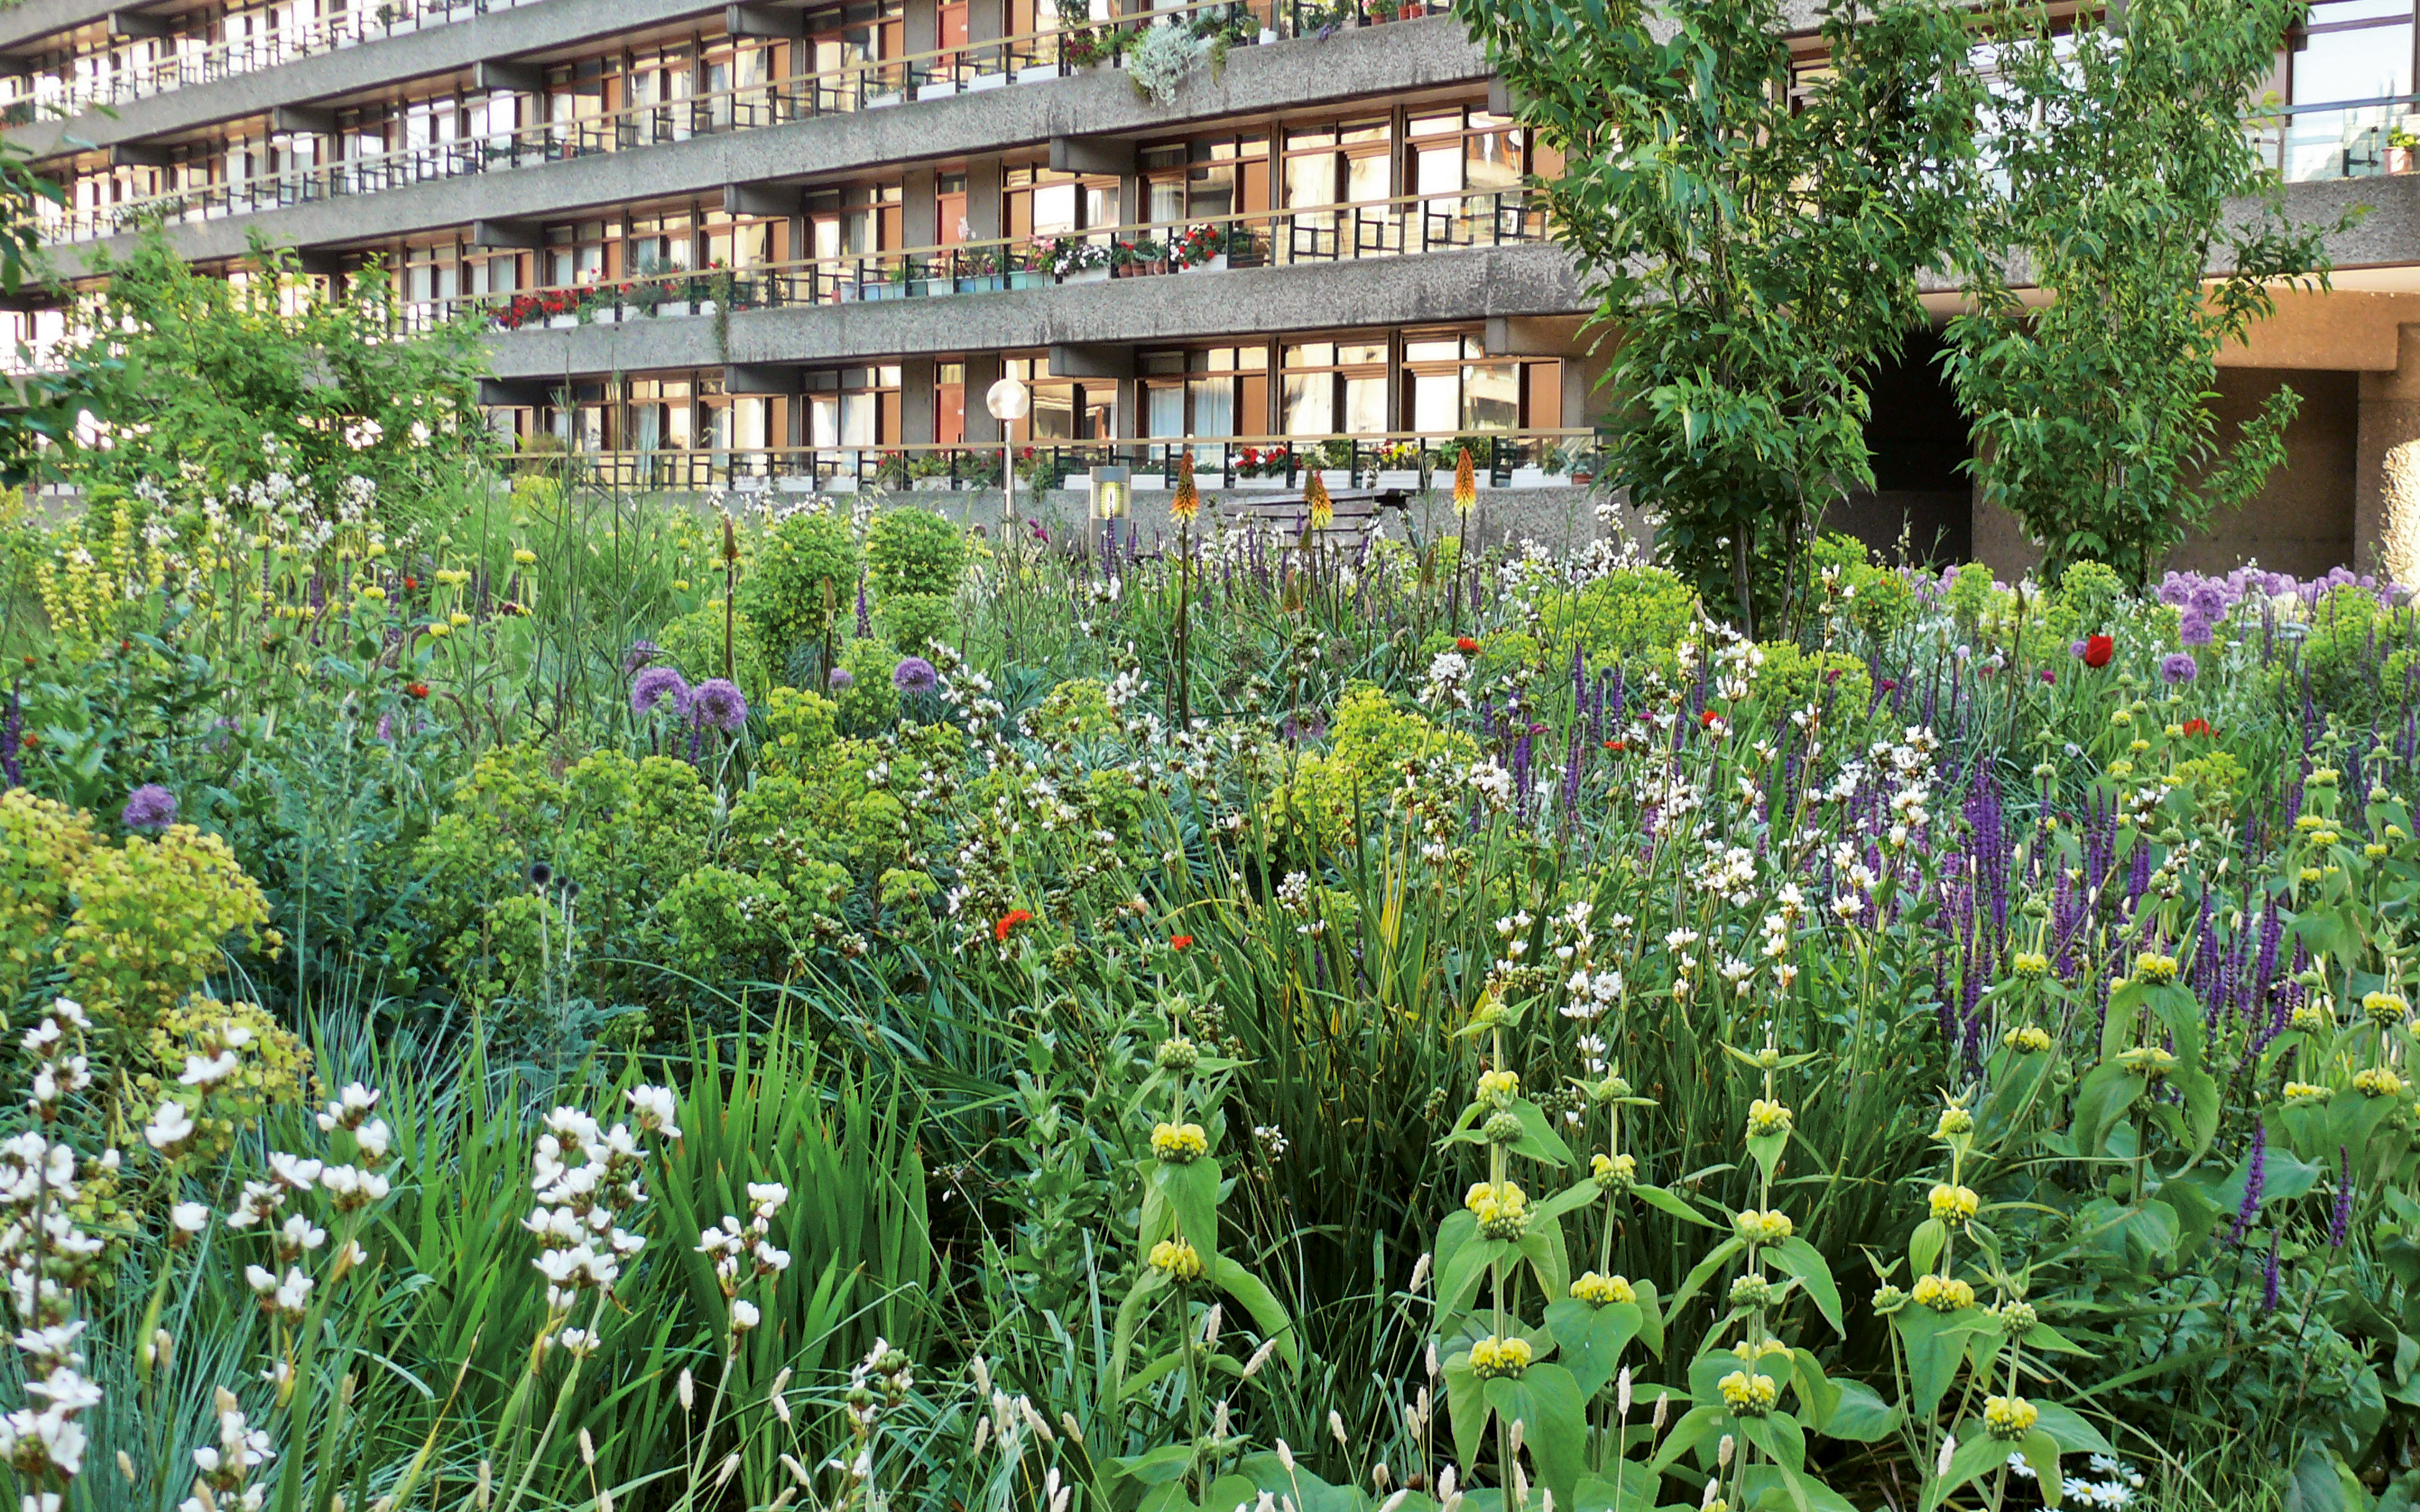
[1542,1297,1642,1397]
[1766,1237,1844,1336]
[1488,1364,1588,1512]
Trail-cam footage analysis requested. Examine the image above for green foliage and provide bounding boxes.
[2301,587,2420,719]
[864,507,969,602]
[1031,678,1121,742]
[1537,564,1699,666]
[67,234,492,519]
[877,590,954,655]
[1750,640,1873,720]
[1457,0,1983,629]
[1940,0,2341,584]
[740,510,860,678]
[1268,686,1478,844]
[1811,531,1917,637]
[657,603,771,699]
[833,637,901,734]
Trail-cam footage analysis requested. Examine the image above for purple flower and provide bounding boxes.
[622,640,662,675]
[2159,652,2198,685]
[2261,1233,2282,1311]
[2180,613,2214,647]
[2230,1122,2265,1244]
[690,677,749,732]
[2068,639,2089,659]
[2038,668,2055,684]
[2332,1145,2353,1248]
[892,656,939,695]
[122,784,177,831]
[632,666,691,717]
[828,668,856,692]
[2,686,21,789]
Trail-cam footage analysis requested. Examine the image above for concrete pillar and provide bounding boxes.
[2356,322,2420,588]
[901,355,939,445]
[904,0,939,55]
[902,166,938,249]
[964,156,1004,240]
[963,352,1005,442]
[966,0,1004,44]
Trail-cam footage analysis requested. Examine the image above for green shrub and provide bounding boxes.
[2301,586,2419,718]
[741,510,860,679]
[657,605,771,700]
[757,686,841,776]
[864,507,968,601]
[878,590,954,654]
[1032,678,1121,742]
[1539,565,1698,666]
[1269,685,1478,845]
[833,639,901,735]
[2037,559,2126,651]
[1749,641,1874,721]
[657,864,794,975]
[1810,532,1917,637]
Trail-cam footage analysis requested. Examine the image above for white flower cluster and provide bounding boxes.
[696,1180,792,1336]
[179,1387,275,1512]
[0,1001,113,1490]
[525,1086,678,1349]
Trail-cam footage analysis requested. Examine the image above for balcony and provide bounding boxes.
[2,0,544,129]
[2253,92,2420,184]
[442,190,1552,338]
[36,0,1444,246]
[520,428,1599,498]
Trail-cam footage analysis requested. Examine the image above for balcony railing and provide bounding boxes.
[513,429,1599,496]
[424,188,1550,333]
[2249,91,2420,184]
[0,0,547,127]
[38,0,1426,243]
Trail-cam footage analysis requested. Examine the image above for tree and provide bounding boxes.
[66,231,494,519]
[0,140,104,487]
[1940,0,2338,585]
[1453,0,1983,632]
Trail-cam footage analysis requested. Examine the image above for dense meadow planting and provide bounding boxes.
[2,442,2419,1512]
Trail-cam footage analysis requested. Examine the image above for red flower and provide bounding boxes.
[1700,709,1719,727]
[1602,739,1626,753]
[1455,637,1478,652]
[2083,634,2115,669]
[1169,934,1193,950]
[2183,717,2212,736]
[406,682,430,699]
[994,909,1034,943]
[402,575,419,591]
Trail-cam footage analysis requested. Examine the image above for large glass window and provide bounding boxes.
[1281,340,1386,437]
[2286,1,2416,179]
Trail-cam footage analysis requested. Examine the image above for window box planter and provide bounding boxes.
[1060,265,1111,284]
[659,299,692,318]
[1238,475,1291,488]
[907,277,943,298]
[1508,466,1551,489]
[1191,473,1227,491]
[1315,468,1353,493]
[1131,473,1167,491]
[546,313,579,329]
[966,71,1010,91]
[858,281,908,301]
[1178,253,1227,274]
[1374,468,1423,490]
[916,79,957,101]
[1006,268,1053,290]
[911,476,957,491]
[954,273,1007,293]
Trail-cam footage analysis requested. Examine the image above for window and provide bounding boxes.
[2286,1,2416,178]
[1401,330,1559,433]
[1281,341,1385,438]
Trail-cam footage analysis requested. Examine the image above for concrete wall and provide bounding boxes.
[1969,366,2363,581]
[8,0,726,162]
[45,14,1491,274]
[484,243,1588,375]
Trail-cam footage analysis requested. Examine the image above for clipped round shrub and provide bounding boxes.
[879,590,955,654]
[740,510,860,678]
[865,507,968,601]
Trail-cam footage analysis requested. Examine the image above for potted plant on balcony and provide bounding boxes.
[1112,237,1168,277]
[1312,435,1354,493]
[2392,120,2420,176]
[1005,243,1053,290]
[873,449,912,490]
[1044,237,1110,284]
[954,245,1006,294]
[1372,438,1423,491]
[1172,222,1226,272]
[1236,443,1292,487]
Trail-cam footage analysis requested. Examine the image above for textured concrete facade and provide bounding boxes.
[483,244,1588,378]
[44,16,1493,275]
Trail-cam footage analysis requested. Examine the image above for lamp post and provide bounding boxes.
[985,376,1031,537]
[1087,464,1131,557]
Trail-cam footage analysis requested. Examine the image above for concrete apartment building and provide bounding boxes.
[2,0,2418,581]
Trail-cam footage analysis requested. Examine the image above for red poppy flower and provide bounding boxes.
[2182,717,2212,736]
[1700,709,1720,727]
[1602,739,1626,753]
[1169,934,1193,950]
[2083,634,2115,669]
[1455,637,1478,652]
[403,575,419,591]
[406,682,430,699]
[994,909,1034,943]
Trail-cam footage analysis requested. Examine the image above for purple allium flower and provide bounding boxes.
[2230,1121,2265,1244]
[122,784,178,831]
[622,640,662,675]
[689,677,749,732]
[828,668,855,692]
[2039,668,2055,684]
[632,665,691,717]
[892,656,939,695]
[2180,613,2214,647]
[2159,652,2198,685]
[2069,638,2089,659]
